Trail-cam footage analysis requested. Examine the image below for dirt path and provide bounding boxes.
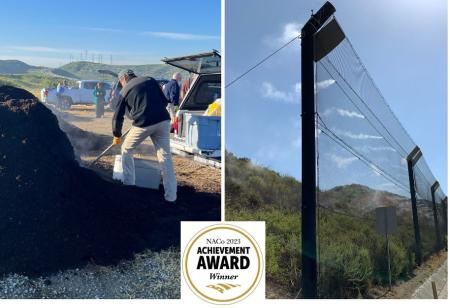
[49,104,220,194]
[370,251,448,299]
[412,260,447,299]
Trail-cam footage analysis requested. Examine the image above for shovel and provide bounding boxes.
[89,127,132,167]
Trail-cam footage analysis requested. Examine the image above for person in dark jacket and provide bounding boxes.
[93,82,106,118]
[163,72,182,123]
[112,69,177,202]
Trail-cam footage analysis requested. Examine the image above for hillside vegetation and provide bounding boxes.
[0,60,38,74]
[225,152,440,298]
[0,60,186,96]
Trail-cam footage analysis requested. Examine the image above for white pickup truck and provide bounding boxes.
[41,80,111,109]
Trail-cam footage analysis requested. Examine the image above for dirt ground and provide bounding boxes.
[369,250,448,299]
[0,93,220,298]
[52,104,221,194]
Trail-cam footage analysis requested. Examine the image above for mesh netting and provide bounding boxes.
[314,17,446,298]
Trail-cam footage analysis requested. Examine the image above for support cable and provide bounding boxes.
[317,115,410,193]
[225,35,301,88]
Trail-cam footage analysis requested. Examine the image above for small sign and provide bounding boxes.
[376,206,397,234]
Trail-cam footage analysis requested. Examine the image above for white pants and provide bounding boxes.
[121,120,177,202]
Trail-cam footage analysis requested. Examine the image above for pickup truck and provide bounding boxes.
[162,50,221,158]
[41,80,111,109]
[97,69,169,111]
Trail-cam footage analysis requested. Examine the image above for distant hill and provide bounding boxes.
[225,152,438,298]
[320,183,412,214]
[225,151,411,215]
[0,59,188,95]
[0,60,38,74]
[54,61,187,82]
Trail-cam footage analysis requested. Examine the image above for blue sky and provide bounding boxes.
[225,0,447,194]
[0,0,220,67]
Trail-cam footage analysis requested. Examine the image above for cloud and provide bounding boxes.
[4,46,79,53]
[336,108,364,119]
[3,45,117,56]
[322,107,364,119]
[330,154,358,168]
[263,22,302,49]
[336,129,383,140]
[356,145,396,153]
[261,82,300,103]
[141,31,219,40]
[280,22,302,43]
[316,79,336,91]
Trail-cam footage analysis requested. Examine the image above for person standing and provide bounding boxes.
[112,69,177,202]
[163,72,182,123]
[180,73,197,100]
[93,82,106,118]
[56,81,65,109]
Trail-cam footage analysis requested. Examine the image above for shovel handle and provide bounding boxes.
[89,127,132,166]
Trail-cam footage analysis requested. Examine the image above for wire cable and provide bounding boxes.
[317,116,410,193]
[225,35,301,88]
[318,59,410,158]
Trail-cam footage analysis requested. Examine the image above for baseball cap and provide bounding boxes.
[118,69,135,79]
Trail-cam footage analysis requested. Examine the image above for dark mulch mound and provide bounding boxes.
[0,87,220,277]
[0,85,36,102]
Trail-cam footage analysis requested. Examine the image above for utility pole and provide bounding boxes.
[431,181,442,251]
[407,146,423,265]
[301,1,336,299]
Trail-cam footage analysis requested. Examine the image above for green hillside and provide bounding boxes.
[55,61,186,82]
[225,152,440,298]
[0,59,187,96]
[0,60,38,74]
[0,73,73,98]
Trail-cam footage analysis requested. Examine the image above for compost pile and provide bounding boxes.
[0,86,220,276]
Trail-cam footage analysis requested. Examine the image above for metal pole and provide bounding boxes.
[301,16,318,300]
[301,1,336,299]
[431,182,442,251]
[407,159,422,265]
[386,232,392,290]
[443,197,448,241]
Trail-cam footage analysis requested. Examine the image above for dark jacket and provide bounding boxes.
[163,79,180,106]
[93,87,106,104]
[112,77,170,137]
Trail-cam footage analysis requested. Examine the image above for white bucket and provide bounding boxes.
[113,155,162,190]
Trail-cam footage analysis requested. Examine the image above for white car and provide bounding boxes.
[41,80,111,109]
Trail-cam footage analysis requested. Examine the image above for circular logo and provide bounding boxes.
[182,224,263,304]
